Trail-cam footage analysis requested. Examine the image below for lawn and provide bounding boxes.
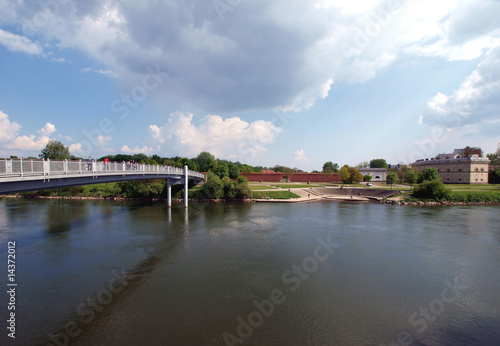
[252,191,300,199]
[270,184,322,189]
[248,184,278,190]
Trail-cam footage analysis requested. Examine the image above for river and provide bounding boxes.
[0,198,499,345]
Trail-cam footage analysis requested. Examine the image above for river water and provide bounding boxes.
[0,198,499,345]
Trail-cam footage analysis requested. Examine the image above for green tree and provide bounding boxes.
[228,162,240,179]
[489,168,500,184]
[132,153,148,163]
[213,161,229,178]
[349,167,363,184]
[369,159,389,169]
[195,151,216,172]
[221,176,236,199]
[202,172,223,199]
[39,140,71,160]
[421,167,440,182]
[363,174,373,182]
[180,158,200,172]
[339,165,362,184]
[323,161,336,173]
[355,161,369,169]
[404,170,418,189]
[386,171,398,189]
[339,165,351,184]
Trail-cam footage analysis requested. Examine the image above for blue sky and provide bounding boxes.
[1,0,499,171]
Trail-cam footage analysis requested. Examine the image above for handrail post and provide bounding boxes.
[64,159,68,174]
[79,159,82,174]
[47,159,51,175]
[20,158,23,177]
[30,159,33,173]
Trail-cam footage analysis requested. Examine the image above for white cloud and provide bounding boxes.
[293,149,309,163]
[422,45,500,130]
[95,135,112,146]
[0,111,49,151]
[37,122,56,137]
[0,28,42,55]
[150,112,282,159]
[121,145,157,155]
[0,111,21,143]
[81,67,117,78]
[6,135,50,151]
[2,0,500,116]
[0,111,74,154]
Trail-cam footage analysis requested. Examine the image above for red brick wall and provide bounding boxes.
[239,172,340,182]
[288,173,340,182]
[239,173,283,182]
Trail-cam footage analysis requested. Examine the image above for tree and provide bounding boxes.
[195,151,216,172]
[323,161,338,173]
[339,165,363,184]
[404,170,418,189]
[213,161,229,178]
[363,174,373,182]
[39,140,70,160]
[349,167,363,184]
[489,168,500,184]
[339,165,351,184]
[386,171,398,189]
[202,172,223,199]
[355,161,369,169]
[369,159,389,169]
[228,162,240,179]
[180,158,200,172]
[421,167,440,182]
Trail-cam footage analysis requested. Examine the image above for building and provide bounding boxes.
[358,168,387,182]
[412,154,489,184]
[453,146,483,158]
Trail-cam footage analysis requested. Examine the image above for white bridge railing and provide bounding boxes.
[0,158,205,180]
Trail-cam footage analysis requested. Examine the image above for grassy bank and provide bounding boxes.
[252,191,300,199]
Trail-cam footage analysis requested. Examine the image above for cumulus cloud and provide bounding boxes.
[121,145,158,155]
[293,149,309,164]
[150,112,282,159]
[81,67,117,78]
[2,0,500,116]
[0,111,21,143]
[0,28,42,55]
[37,122,56,137]
[421,45,500,130]
[0,111,71,153]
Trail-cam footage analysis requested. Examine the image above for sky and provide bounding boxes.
[0,0,499,171]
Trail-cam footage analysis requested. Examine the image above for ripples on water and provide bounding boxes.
[0,199,499,345]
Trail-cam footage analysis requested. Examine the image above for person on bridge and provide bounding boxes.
[104,158,109,171]
[87,156,92,171]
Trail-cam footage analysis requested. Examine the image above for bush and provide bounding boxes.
[202,172,223,199]
[412,180,452,200]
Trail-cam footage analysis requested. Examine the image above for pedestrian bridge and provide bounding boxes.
[0,159,205,207]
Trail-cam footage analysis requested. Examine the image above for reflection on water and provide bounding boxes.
[0,199,499,345]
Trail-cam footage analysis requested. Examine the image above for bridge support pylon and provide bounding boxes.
[167,180,172,208]
[184,165,188,208]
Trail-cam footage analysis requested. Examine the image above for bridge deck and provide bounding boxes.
[0,159,204,195]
